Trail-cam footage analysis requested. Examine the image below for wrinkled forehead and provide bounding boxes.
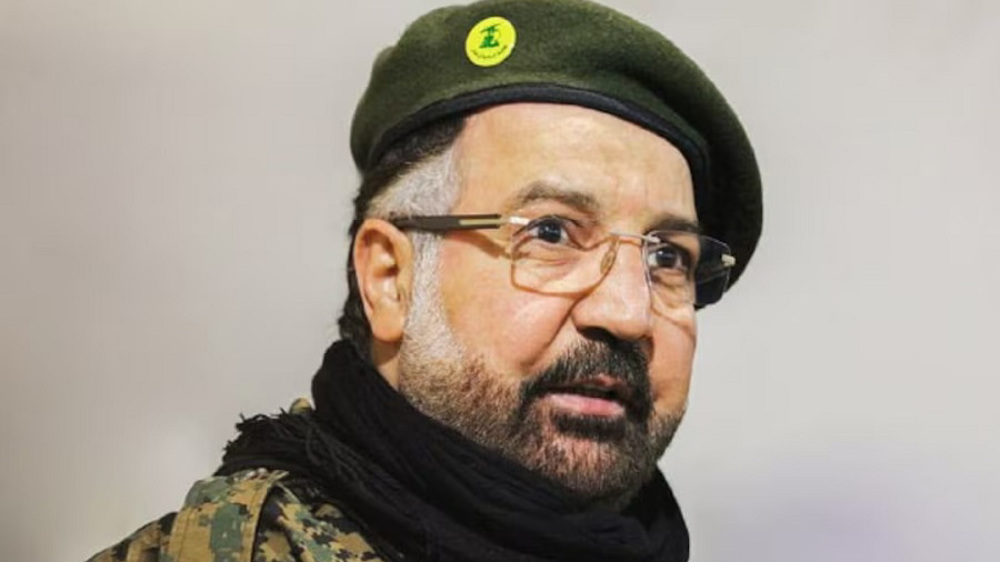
[451,103,697,232]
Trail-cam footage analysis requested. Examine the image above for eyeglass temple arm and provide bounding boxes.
[696,254,737,280]
[391,214,507,231]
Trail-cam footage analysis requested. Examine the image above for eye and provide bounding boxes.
[646,243,692,274]
[523,216,574,245]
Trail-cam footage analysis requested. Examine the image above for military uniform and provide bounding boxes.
[88,468,386,562]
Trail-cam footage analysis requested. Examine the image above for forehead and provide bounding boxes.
[451,103,696,227]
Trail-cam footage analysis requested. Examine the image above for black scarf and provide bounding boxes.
[219,341,689,562]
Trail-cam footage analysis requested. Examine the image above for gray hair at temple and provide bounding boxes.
[337,118,466,359]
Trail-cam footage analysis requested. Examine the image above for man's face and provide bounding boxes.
[397,103,698,506]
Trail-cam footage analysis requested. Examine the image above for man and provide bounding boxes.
[89,0,760,560]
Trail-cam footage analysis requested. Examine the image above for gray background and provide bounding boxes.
[2,0,998,560]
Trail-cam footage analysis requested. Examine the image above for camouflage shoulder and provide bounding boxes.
[256,479,387,562]
[163,468,290,562]
[86,512,178,562]
[85,468,291,562]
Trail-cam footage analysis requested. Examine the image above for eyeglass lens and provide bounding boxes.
[507,220,732,309]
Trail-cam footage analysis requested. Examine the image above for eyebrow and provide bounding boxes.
[501,180,701,234]
[502,181,601,217]
[649,215,701,234]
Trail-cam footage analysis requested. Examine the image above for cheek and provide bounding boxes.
[437,239,572,373]
[649,318,697,414]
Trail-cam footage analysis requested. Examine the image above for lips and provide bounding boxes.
[542,375,634,418]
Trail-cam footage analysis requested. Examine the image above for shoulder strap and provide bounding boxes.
[164,469,288,562]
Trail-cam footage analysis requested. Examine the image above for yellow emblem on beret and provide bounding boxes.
[466,16,517,67]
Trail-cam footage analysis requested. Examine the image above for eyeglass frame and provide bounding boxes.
[388,213,736,308]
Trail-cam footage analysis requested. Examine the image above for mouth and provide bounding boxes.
[541,375,633,418]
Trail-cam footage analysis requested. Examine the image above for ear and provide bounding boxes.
[353,218,414,345]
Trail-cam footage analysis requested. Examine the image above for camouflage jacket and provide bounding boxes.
[87,468,387,562]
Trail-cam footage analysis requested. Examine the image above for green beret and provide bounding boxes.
[351,0,762,290]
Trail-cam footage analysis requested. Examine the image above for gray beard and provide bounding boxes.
[396,251,683,508]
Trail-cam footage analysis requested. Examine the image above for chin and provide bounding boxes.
[507,405,678,508]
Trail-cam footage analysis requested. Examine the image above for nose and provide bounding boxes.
[570,239,652,342]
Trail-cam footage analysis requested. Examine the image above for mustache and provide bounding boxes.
[520,336,652,422]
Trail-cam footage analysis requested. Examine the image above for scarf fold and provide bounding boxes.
[219,340,688,562]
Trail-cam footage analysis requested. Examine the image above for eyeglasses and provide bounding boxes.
[390,213,735,310]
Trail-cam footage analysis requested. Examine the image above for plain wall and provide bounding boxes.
[2,0,998,560]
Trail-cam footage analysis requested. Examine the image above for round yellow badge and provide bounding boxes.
[465,16,517,67]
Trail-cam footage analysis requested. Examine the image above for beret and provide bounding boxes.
[350,0,762,291]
